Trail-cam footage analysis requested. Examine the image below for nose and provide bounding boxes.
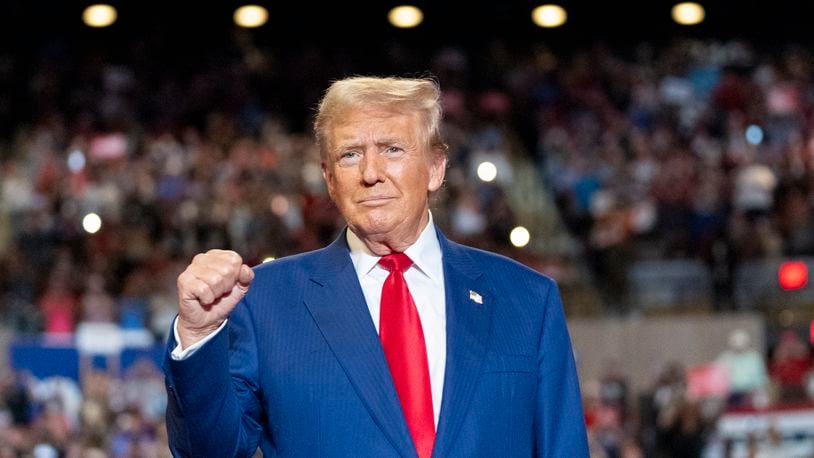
[360,151,385,185]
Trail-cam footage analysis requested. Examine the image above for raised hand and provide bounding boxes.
[176,249,254,348]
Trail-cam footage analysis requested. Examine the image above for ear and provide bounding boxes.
[427,151,447,193]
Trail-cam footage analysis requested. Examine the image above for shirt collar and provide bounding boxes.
[346,211,444,286]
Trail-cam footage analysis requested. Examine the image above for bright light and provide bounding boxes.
[531,4,567,28]
[82,4,117,28]
[388,5,424,28]
[234,5,269,28]
[262,256,276,263]
[671,2,705,25]
[510,226,531,248]
[779,261,808,291]
[477,161,498,182]
[67,150,86,172]
[82,213,102,234]
[745,124,763,145]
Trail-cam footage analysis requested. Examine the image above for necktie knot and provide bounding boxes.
[378,252,413,273]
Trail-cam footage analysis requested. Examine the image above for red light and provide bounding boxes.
[779,262,808,291]
[811,321,814,346]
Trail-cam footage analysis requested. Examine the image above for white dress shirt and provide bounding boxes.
[346,214,446,427]
[172,212,447,427]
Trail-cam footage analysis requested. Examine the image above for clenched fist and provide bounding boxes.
[176,249,254,349]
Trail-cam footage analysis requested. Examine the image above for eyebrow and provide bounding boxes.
[335,137,406,152]
[335,141,363,152]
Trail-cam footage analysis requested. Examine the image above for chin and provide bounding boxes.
[349,212,397,235]
[354,221,395,238]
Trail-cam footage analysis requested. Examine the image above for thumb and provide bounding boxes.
[237,264,254,288]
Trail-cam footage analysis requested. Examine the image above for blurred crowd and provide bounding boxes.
[0,36,562,343]
[584,329,814,457]
[0,360,168,457]
[0,32,813,456]
[536,40,814,309]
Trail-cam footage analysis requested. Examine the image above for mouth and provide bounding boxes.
[357,196,396,207]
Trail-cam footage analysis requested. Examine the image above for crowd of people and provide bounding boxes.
[583,328,814,457]
[535,40,814,309]
[0,31,813,456]
[0,361,168,457]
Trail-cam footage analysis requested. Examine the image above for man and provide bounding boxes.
[164,76,588,457]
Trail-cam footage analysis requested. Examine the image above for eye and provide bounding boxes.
[384,146,403,155]
[337,150,361,166]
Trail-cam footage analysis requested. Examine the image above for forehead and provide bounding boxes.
[330,108,421,147]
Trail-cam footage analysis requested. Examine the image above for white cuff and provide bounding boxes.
[170,317,228,361]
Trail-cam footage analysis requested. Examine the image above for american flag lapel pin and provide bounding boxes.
[469,290,483,304]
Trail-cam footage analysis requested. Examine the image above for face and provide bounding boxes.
[321,108,446,252]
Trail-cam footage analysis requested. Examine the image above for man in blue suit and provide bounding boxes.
[164,76,589,457]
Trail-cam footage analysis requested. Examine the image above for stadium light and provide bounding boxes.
[82,4,117,28]
[510,226,531,248]
[531,4,567,28]
[83,213,102,234]
[388,5,424,28]
[672,2,705,26]
[234,5,269,28]
[477,161,497,182]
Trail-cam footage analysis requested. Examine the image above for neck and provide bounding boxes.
[361,238,415,256]
[351,211,430,256]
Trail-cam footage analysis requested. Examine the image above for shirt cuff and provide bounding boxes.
[170,317,228,361]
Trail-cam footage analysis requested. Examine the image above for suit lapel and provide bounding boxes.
[303,234,415,457]
[432,232,492,457]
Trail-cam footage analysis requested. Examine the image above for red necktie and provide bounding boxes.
[378,253,435,458]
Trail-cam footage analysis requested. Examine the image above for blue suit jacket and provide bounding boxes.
[164,229,588,457]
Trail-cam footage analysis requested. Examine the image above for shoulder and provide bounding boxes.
[252,247,328,275]
[443,238,558,292]
[247,245,340,294]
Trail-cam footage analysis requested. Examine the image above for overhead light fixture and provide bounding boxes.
[82,4,117,28]
[672,2,705,25]
[234,5,269,28]
[388,5,424,29]
[532,4,567,28]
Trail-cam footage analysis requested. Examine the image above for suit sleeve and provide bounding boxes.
[163,298,267,457]
[534,282,589,457]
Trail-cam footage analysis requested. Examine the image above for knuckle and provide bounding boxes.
[178,271,195,289]
[208,272,224,286]
[214,263,234,277]
[228,251,243,265]
[196,283,212,300]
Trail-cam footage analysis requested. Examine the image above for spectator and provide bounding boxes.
[716,329,769,408]
[769,330,812,403]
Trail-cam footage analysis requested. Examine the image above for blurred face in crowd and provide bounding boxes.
[322,107,446,254]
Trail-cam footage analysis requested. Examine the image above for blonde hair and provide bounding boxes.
[314,76,446,159]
